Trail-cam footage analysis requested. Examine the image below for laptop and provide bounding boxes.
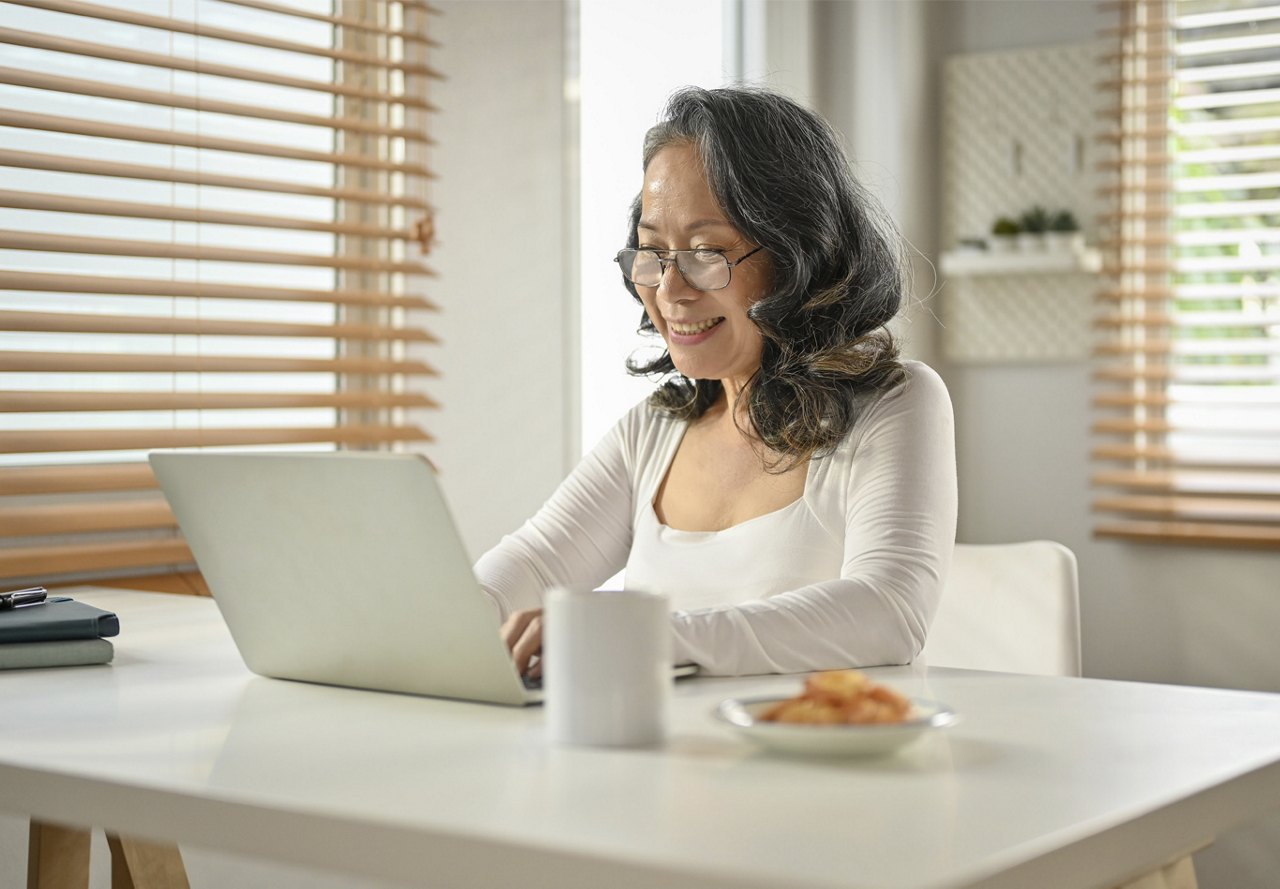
[151,451,691,707]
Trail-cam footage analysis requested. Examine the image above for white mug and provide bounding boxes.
[544,588,671,748]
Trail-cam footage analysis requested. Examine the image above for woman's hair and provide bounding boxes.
[623,85,908,470]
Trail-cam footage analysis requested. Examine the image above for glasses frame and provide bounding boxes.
[614,245,766,292]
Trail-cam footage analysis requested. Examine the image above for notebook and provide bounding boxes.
[0,638,114,670]
[0,597,120,644]
[150,451,692,707]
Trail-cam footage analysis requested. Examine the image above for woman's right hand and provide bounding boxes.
[501,607,544,679]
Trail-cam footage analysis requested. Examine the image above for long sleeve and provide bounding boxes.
[473,411,639,620]
[668,365,958,675]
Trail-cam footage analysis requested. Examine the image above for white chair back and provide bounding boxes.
[921,540,1081,677]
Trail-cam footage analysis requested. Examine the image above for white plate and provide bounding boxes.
[715,696,958,757]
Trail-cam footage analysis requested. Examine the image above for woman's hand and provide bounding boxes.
[501,607,544,679]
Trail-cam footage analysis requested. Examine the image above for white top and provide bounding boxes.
[475,361,958,675]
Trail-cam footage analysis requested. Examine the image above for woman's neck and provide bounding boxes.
[705,380,754,441]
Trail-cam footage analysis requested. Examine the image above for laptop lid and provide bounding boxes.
[149,451,535,706]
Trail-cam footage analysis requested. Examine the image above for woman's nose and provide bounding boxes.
[656,259,697,301]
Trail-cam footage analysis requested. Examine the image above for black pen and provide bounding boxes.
[0,587,48,610]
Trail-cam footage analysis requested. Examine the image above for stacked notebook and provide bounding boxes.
[0,597,120,670]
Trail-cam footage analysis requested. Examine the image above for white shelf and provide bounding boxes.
[939,247,1101,276]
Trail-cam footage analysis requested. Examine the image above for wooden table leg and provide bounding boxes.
[27,821,90,889]
[104,835,190,889]
[1111,848,1204,889]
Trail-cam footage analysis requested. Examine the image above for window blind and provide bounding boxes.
[0,0,441,591]
[1093,0,1280,548]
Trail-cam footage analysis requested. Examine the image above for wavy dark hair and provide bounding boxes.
[623,86,908,470]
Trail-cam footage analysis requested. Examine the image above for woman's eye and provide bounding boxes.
[692,248,723,262]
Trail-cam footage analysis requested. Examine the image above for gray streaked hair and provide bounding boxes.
[622,85,908,469]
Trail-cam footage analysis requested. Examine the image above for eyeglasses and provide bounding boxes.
[614,245,765,292]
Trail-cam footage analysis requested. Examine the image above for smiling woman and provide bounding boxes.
[481,86,957,679]
[622,88,910,466]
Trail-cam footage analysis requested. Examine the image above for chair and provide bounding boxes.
[920,541,1201,889]
[920,540,1082,677]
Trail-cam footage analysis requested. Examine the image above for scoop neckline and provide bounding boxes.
[647,419,817,536]
[648,493,809,538]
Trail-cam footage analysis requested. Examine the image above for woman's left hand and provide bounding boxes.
[501,607,544,679]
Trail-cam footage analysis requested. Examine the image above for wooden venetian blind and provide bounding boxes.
[0,0,441,591]
[1093,0,1280,548]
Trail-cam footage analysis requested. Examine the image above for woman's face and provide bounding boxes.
[635,142,770,393]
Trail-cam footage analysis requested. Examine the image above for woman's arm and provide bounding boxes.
[474,411,638,621]
[669,366,958,675]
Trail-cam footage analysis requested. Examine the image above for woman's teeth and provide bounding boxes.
[669,318,724,335]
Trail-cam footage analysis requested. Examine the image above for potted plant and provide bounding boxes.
[990,217,1020,254]
[1047,210,1084,253]
[1017,206,1050,252]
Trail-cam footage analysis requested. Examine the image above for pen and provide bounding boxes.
[0,587,48,610]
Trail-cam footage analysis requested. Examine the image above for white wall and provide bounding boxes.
[741,0,817,102]
[813,0,944,365]
[414,0,573,562]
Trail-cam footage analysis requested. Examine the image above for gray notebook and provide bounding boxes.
[0,638,114,670]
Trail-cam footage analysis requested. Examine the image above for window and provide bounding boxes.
[0,0,439,590]
[1094,0,1280,547]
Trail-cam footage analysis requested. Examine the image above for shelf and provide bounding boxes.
[939,247,1101,276]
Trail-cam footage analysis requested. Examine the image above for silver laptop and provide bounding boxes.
[150,451,556,706]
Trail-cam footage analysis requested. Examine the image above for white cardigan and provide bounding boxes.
[475,361,958,676]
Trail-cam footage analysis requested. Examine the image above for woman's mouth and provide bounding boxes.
[667,317,725,343]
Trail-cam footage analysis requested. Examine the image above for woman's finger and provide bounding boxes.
[510,614,543,676]
[500,607,541,653]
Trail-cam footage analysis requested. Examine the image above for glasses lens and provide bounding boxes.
[677,250,731,291]
[617,249,659,286]
[616,249,732,290]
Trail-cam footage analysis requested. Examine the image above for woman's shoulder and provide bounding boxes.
[863,359,949,410]
[586,395,683,497]
[803,360,951,505]
[588,393,683,461]
[832,361,951,449]
[893,360,951,407]
[615,393,680,437]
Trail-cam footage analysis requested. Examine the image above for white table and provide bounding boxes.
[2,589,1280,889]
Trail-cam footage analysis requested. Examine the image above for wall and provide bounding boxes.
[813,0,944,365]
[413,0,573,562]
[927,3,1280,888]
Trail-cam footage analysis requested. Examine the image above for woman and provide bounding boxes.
[478,86,956,677]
